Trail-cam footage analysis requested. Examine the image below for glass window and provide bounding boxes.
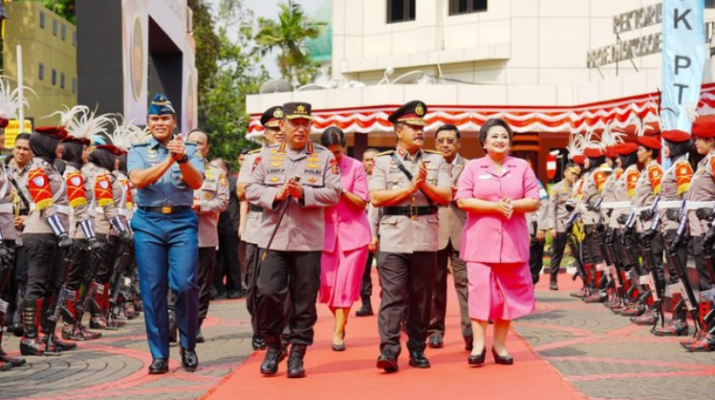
[72,78,77,94]
[53,19,57,36]
[387,0,415,23]
[449,0,487,16]
[61,25,66,41]
[39,63,45,80]
[60,73,65,89]
[73,32,77,47]
[40,12,46,28]
[52,69,57,85]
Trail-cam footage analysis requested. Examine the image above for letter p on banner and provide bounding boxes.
[662,0,706,134]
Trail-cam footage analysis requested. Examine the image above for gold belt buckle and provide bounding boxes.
[410,197,418,221]
[161,205,172,214]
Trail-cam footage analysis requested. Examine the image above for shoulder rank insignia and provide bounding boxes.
[248,148,261,154]
[376,150,395,157]
[423,149,442,155]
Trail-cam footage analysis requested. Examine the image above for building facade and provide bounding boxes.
[247,0,715,183]
[3,1,77,133]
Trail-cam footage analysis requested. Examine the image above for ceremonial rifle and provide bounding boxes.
[668,200,704,334]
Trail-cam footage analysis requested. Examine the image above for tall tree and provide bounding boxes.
[254,0,325,86]
[198,0,268,169]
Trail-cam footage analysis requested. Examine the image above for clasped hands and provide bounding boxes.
[496,196,514,219]
[166,135,186,162]
[407,162,431,194]
[276,176,304,201]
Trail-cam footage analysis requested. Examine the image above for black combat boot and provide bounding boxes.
[260,336,287,375]
[0,330,26,367]
[287,344,307,378]
[653,295,689,337]
[20,299,45,356]
[40,296,77,353]
[355,297,373,317]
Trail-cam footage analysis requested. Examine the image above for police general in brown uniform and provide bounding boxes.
[370,100,451,372]
[245,102,341,378]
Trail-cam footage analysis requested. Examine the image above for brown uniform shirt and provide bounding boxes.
[579,168,608,225]
[659,157,692,232]
[544,180,572,233]
[369,147,450,254]
[18,157,70,235]
[245,141,342,252]
[633,160,663,232]
[237,149,262,245]
[687,153,715,237]
[64,164,93,239]
[83,163,124,236]
[195,163,229,248]
[609,164,639,229]
[0,164,17,241]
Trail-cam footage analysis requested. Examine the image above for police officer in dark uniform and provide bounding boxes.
[245,102,341,378]
[127,94,205,374]
[369,101,452,372]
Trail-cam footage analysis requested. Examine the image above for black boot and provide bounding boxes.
[287,344,307,378]
[549,275,558,291]
[0,330,26,367]
[355,297,373,317]
[20,299,45,356]
[260,336,287,375]
[653,298,689,337]
[41,296,77,353]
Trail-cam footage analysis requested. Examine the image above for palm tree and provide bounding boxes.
[255,0,326,85]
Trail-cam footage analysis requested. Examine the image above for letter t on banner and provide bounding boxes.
[662,0,706,133]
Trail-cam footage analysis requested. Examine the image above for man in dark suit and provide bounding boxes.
[427,124,472,351]
[212,158,243,299]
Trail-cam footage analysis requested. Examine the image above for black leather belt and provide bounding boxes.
[383,205,438,217]
[138,205,192,214]
[249,204,263,213]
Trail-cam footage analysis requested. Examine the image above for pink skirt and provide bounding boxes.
[319,242,369,308]
[467,261,535,321]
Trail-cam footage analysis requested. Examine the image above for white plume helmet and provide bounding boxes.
[48,105,112,141]
[630,115,656,137]
[0,76,34,124]
[582,127,604,152]
[566,131,584,160]
[600,121,626,148]
[109,116,149,151]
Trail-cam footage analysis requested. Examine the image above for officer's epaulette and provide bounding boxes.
[376,150,394,157]
[424,149,443,155]
[133,142,149,148]
[248,148,261,154]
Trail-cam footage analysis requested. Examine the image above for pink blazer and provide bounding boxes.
[324,155,371,252]
[455,156,540,264]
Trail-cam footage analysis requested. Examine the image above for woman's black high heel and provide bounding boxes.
[492,347,514,365]
[468,348,486,366]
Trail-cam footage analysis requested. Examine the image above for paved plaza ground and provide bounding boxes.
[1,273,714,400]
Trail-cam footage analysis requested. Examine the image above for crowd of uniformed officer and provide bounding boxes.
[536,116,715,353]
[4,87,715,379]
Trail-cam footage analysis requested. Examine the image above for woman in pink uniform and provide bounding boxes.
[319,127,371,352]
[456,118,541,366]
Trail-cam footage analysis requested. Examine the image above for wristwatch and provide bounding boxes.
[177,154,189,164]
[341,187,348,196]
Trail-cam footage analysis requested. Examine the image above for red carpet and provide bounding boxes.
[203,271,586,400]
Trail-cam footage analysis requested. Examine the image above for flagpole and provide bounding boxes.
[16,45,25,133]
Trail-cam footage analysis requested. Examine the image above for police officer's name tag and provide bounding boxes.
[478,174,492,180]
[303,168,322,176]
[267,168,284,175]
